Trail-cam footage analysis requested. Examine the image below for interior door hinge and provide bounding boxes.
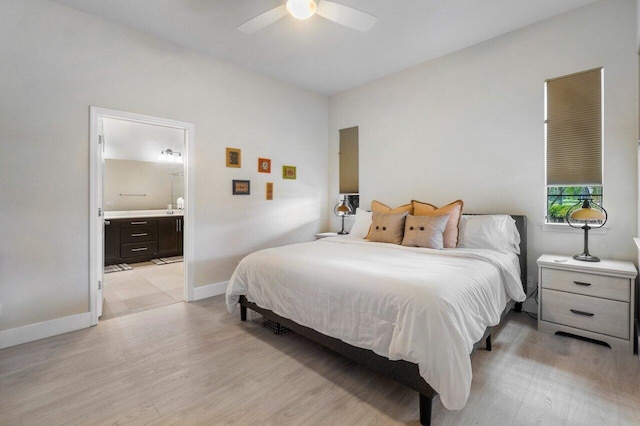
[98,281,102,290]
[98,208,102,217]
[98,134,103,144]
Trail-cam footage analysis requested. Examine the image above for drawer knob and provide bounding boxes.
[573,281,591,286]
[570,309,594,317]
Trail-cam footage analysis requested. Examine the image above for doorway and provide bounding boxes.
[89,107,194,325]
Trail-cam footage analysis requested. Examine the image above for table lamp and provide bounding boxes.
[333,197,353,235]
[565,199,607,262]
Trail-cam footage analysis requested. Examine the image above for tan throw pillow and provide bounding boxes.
[412,200,464,248]
[368,201,412,239]
[371,200,413,215]
[401,214,450,249]
[368,211,408,244]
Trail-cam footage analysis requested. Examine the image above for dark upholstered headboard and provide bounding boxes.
[511,215,527,296]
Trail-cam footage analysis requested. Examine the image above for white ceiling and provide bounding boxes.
[103,117,185,163]
[53,0,598,95]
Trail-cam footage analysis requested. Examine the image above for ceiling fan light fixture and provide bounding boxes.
[286,0,317,20]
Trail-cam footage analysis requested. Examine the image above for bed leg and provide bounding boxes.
[240,304,247,321]
[515,302,523,312]
[486,334,492,351]
[419,393,432,426]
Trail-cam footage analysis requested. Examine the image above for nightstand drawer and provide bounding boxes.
[540,268,629,302]
[541,289,629,339]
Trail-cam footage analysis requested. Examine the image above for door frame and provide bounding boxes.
[89,106,195,325]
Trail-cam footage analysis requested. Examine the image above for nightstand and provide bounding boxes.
[315,232,339,240]
[537,254,637,353]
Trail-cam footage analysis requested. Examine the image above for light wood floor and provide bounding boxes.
[102,261,184,320]
[1,296,639,425]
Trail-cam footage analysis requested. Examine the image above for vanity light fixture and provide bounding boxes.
[159,148,183,163]
[286,0,317,20]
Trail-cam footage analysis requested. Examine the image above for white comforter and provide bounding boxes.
[226,236,526,410]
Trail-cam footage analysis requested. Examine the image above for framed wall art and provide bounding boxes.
[258,158,271,173]
[282,165,296,180]
[266,182,273,200]
[226,148,241,168]
[232,179,250,195]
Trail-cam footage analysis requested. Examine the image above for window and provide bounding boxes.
[546,186,602,223]
[545,68,603,223]
[339,126,359,211]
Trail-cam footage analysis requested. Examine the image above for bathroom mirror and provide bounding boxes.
[102,118,185,211]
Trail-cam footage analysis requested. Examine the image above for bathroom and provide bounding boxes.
[101,116,186,320]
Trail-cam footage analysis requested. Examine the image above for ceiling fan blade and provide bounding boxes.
[316,1,377,32]
[237,5,287,34]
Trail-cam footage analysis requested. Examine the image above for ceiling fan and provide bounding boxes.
[237,0,377,34]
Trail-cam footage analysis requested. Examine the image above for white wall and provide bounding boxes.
[329,0,638,290]
[0,0,328,331]
[637,0,640,51]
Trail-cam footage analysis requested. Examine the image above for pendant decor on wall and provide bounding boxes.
[226,148,241,168]
[258,158,271,173]
[266,182,273,200]
[232,179,250,195]
[282,165,296,180]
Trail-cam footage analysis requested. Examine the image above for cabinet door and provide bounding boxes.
[104,220,119,265]
[177,217,183,254]
[158,217,179,256]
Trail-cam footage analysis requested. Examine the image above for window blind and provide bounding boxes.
[546,68,602,186]
[339,126,359,194]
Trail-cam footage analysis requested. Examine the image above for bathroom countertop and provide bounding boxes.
[104,209,184,220]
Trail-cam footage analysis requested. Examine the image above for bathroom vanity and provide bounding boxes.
[104,210,183,265]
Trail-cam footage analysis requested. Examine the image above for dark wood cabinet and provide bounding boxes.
[104,220,120,264]
[158,217,183,257]
[104,215,183,265]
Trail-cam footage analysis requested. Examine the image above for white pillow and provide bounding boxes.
[458,215,520,254]
[349,208,372,238]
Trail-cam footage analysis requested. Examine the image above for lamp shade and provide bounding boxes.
[286,0,317,19]
[334,199,352,217]
[336,204,349,214]
[569,204,606,222]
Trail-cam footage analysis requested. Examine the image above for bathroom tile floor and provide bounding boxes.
[102,261,184,321]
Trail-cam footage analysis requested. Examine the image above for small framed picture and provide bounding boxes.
[232,180,250,195]
[258,158,271,173]
[282,165,296,180]
[226,148,241,168]
[266,182,273,200]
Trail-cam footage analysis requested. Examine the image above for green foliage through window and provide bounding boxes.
[546,186,603,223]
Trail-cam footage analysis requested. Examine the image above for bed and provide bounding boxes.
[226,215,527,425]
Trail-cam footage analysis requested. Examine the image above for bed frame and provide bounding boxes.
[237,215,527,425]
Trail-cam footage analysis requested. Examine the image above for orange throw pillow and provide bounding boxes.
[371,200,413,214]
[412,200,464,248]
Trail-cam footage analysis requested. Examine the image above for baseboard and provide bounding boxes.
[193,281,228,301]
[0,312,92,350]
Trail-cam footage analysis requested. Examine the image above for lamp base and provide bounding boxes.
[573,253,600,262]
[337,231,348,235]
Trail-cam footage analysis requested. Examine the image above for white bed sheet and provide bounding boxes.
[226,236,526,410]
